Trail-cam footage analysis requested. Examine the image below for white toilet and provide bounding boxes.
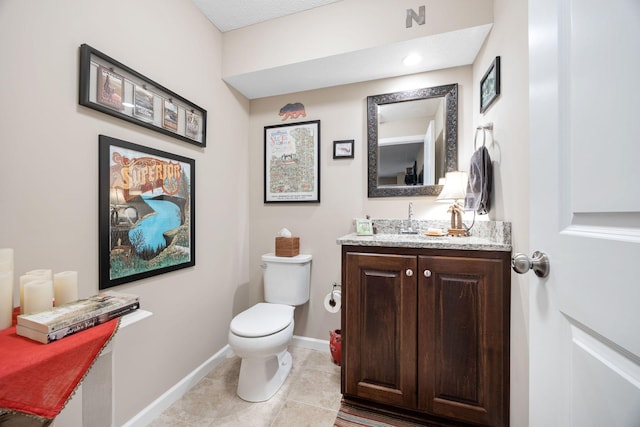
[228,253,312,402]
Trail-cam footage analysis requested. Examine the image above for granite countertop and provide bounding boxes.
[337,220,512,252]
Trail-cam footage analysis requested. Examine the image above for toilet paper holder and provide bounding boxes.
[329,282,341,308]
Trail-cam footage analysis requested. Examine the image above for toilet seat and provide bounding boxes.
[230,303,294,338]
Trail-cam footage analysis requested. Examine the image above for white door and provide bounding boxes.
[528,0,640,426]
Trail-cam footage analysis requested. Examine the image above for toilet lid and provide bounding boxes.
[230,303,294,338]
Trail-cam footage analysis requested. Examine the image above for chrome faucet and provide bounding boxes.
[401,202,419,234]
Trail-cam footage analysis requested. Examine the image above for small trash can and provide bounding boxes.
[329,329,341,366]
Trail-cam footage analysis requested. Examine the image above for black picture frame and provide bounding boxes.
[333,140,354,159]
[80,44,207,147]
[480,56,501,114]
[99,135,195,289]
[264,120,321,203]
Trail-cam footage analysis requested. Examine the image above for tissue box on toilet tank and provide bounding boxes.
[275,237,299,257]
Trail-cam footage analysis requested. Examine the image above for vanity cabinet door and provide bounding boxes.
[417,255,509,427]
[343,251,418,409]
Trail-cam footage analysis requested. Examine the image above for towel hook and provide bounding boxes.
[473,127,486,150]
[474,123,493,150]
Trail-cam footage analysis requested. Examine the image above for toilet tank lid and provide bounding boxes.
[262,253,312,263]
[230,303,294,337]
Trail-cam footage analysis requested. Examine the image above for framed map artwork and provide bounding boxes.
[264,120,320,203]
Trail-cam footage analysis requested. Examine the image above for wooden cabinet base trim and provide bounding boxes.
[342,396,485,427]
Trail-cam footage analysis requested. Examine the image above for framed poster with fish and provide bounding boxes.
[98,135,195,289]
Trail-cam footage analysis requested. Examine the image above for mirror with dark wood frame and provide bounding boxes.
[367,83,458,197]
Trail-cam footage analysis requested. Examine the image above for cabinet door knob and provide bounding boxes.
[423,269,432,277]
[406,269,413,277]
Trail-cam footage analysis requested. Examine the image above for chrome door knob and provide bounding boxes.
[423,270,432,277]
[512,251,550,278]
[406,269,413,277]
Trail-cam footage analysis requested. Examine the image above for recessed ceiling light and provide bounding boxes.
[403,53,422,67]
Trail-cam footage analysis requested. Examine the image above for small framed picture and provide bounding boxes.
[185,110,201,140]
[333,139,354,159]
[356,219,373,236]
[97,66,124,111]
[162,98,178,132]
[133,85,154,121]
[480,56,501,114]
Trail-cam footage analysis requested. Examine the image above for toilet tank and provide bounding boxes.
[262,253,312,305]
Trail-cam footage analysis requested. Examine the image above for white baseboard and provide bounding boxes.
[292,335,330,353]
[121,345,234,427]
[122,336,329,427]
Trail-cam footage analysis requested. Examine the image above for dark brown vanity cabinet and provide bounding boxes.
[341,245,511,427]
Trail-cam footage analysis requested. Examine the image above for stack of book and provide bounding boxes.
[16,291,140,344]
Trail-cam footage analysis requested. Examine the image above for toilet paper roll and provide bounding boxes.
[324,291,341,313]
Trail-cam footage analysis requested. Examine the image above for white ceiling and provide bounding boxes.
[190,0,342,33]
[190,0,491,99]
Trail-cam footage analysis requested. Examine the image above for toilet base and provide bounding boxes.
[237,350,292,402]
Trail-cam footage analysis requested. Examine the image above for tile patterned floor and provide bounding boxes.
[149,346,342,426]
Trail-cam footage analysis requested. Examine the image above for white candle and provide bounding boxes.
[0,271,13,329]
[23,279,53,314]
[0,248,13,270]
[20,274,38,314]
[54,271,78,306]
[0,260,11,273]
[25,269,52,279]
[0,251,14,310]
[20,271,52,314]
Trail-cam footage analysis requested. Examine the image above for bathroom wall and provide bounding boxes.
[244,0,530,425]
[473,0,530,425]
[222,0,493,81]
[0,0,250,424]
[248,65,474,342]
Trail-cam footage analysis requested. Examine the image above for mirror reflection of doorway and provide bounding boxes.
[378,98,445,186]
